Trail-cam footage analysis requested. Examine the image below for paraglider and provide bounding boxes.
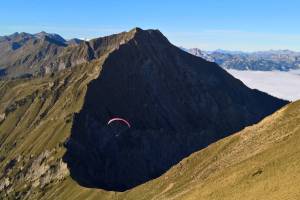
[107,117,131,128]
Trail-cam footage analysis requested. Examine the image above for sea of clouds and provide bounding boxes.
[227,69,300,101]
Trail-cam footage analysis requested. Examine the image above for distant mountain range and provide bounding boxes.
[1,31,299,79]
[0,32,84,78]
[185,48,300,71]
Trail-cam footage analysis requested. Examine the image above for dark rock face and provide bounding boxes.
[63,29,288,191]
[0,68,6,77]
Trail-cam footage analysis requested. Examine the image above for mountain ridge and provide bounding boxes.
[185,48,300,71]
[0,29,135,78]
[0,28,289,198]
[2,30,300,78]
[62,28,287,191]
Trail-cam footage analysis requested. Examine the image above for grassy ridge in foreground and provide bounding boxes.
[0,60,102,199]
[45,101,300,199]
[0,63,299,199]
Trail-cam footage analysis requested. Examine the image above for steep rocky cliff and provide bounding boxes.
[63,28,287,191]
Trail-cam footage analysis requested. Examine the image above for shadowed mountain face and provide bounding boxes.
[63,28,287,191]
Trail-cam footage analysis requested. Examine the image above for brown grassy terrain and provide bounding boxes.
[1,64,298,199]
[42,100,300,200]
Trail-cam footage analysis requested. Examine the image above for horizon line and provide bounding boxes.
[2,28,300,53]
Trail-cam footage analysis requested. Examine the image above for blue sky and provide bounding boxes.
[1,0,300,51]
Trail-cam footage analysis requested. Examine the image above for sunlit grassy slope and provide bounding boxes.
[43,100,300,200]
[0,60,103,199]
[0,60,299,199]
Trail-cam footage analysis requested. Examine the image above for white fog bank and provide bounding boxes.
[227,69,300,101]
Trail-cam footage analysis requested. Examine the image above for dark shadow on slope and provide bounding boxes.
[62,28,288,192]
[63,115,222,191]
[0,68,7,77]
[63,121,219,191]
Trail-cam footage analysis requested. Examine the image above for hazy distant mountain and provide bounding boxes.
[35,31,67,44]
[0,32,91,78]
[186,48,300,71]
[184,48,214,62]
[66,38,83,46]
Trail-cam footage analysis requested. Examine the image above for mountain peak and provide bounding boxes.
[128,27,170,47]
[66,38,83,46]
[35,31,66,44]
[62,28,287,191]
[130,27,143,33]
[128,27,164,36]
[6,32,33,40]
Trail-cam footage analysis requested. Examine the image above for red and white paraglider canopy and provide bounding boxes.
[107,117,131,128]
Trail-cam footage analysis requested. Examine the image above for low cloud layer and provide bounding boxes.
[227,69,300,101]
